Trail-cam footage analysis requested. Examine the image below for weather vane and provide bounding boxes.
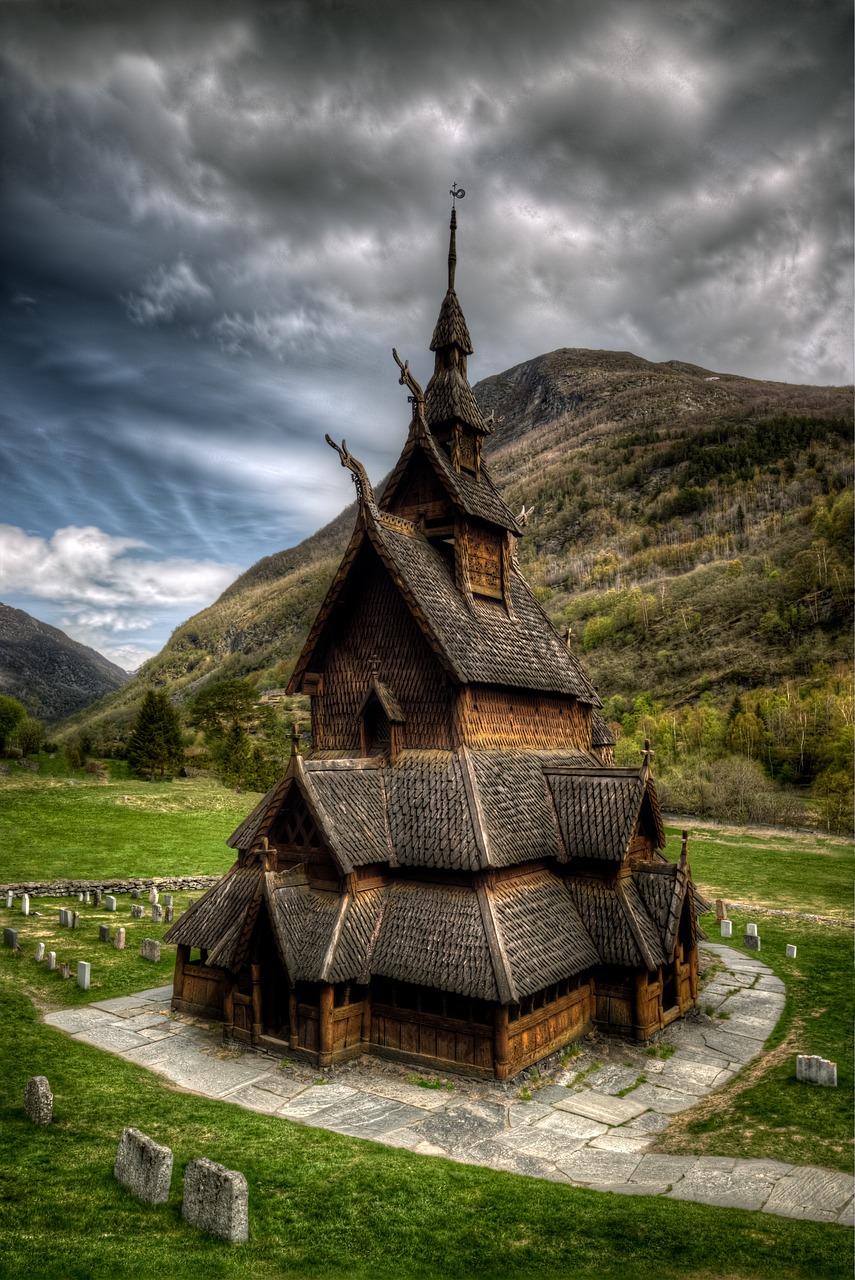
[450,182,465,208]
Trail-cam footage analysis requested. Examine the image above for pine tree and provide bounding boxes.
[126,691,184,781]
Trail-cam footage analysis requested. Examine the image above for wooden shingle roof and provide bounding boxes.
[546,770,665,860]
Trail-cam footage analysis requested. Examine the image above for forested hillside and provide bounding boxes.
[56,349,853,829]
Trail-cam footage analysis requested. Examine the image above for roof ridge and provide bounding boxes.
[614,877,658,970]
[457,745,495,870]
[319,890,352,983]
[476,881,517,1004]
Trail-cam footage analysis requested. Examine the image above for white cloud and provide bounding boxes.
[0,524,239,608]
[125,259,213,325]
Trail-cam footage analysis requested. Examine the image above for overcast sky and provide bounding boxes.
[1,0,851,671]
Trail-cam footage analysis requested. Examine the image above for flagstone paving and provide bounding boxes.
[42,945,853,1225]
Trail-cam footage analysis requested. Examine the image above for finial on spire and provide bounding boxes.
[642,738,654,773]
[447,183,465,292]
[679,829,689,869]
[325,434,376,507]
[290,722,301,757]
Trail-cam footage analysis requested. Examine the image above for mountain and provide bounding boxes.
[0,603,130,722]
[56,348,853,747]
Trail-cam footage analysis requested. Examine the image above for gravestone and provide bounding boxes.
[35,942,45,962]
[151,904,163,923]
[58,909,68,927]
[59,962,71,979]
[72,911,81,930]
[746,923,758,937]
[93,891,102,907]
[21,894,29,916]
[84,892,91,905]
[77,961,91,990]
[99,925,111,943]
[24,1076,53,1125]
[720,920,732,938]
[4,927,18,949]
[46,951,56,971]
[786,944,797,959]
[182,1157,248,1242]
[164,906,174,924]
[743,934,761,951]
[149,888,159,906]
[114,1128,173,1204]
[141,938,161,963]
[113,927,126,950]
[131,889,140,900]
[163,894,173,908]
[105,895,117,912]
[130,904,145,920]
[715,898,726,921]
[78,892,84,902]
[796,1054,837,1087]
[4,891,12,908]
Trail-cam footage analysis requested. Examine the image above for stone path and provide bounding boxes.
[43,943,853,1225]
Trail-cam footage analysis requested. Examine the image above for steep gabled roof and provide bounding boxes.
[566,875,667,970]
[545,769,665,860]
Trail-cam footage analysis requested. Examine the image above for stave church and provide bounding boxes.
[165,199,704,1080]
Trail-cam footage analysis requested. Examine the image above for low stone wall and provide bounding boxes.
[0,876,221,898]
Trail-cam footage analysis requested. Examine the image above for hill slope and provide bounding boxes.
[0,603,130,721]
[57,348,853,746]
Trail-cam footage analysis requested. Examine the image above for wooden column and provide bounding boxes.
[633,969,649,1042]
[251,964,263,1042]
[361,988,372,1045]
[318,983,334,1067]
[173,945,189,1002]
[223,977,236,1039]
[689,946,699,1003]
[494,1005,510,1080]
[289,986,299,1051]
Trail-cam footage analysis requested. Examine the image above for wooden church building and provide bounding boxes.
[165,203,703,1080]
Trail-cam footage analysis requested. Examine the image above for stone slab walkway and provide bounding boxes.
[43,943,853,1225]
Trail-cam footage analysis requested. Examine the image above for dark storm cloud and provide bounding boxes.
[1,0,851,666]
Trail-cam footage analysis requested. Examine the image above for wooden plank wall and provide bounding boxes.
[506,984,593,1074]
[455,685,591,750]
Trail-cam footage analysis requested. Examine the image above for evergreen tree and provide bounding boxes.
[126,691,184,781]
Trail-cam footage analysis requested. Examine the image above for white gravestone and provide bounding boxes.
[796,1054,837,1087]
[746,923,758,937]
[720,920,732,938]
[46,951,56,971]
[21,894,29,916]
[105,895,117,912]
[35,942,45,962]
[786,944,797,959]
[77,961,91,991]
[113,927,126,950]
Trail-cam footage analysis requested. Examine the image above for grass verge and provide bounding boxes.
[0,984,851,1280]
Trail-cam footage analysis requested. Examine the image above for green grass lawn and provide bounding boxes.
[0,982,850,1280]
[0,773,852,1277]
[0,775,250,881]
[664,823,853,919]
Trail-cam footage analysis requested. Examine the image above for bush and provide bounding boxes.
[659,756,803,827]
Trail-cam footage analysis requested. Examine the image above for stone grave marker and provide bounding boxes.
[77,892,84,902]
[151,904,163,923]
[743,934,761,951]
[141,938,161,963]
[182,1157,248,1242]
[149,888,159,905]
[163,894,173,908]
[77,961,91,991]
[797,1054,837,1087]
[93,891,102,907]
[59,962,71,979]
[786,944,797,959]
[99,925,111,943]
[4,927,18,949]
[130,904,145,919]
[131,889,140,900]
[35,942,45,962]
[58,909,68,927]
[46,951,56,971]
[113,927,126,950]
[164,906,174,924]
[84,891,91,905]
[21,894,29,916]
[105,895,117,912]
[720,920,732,938]
[114,1128,173,1204]
[715,898,726,920]
[72,911,81,930]
[746,922,758,937]
[4,891,12,908]
[24,1076,53,1125]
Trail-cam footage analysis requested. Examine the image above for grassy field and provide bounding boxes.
[0,774,247,881]
[0,772,852,1277]
[664,823,853,919]
[0,980,850,1280]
